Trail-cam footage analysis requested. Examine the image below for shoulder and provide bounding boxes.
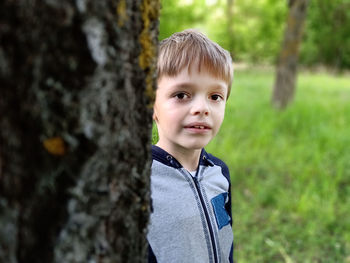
[151,145,182,169]
[205,151,230,182]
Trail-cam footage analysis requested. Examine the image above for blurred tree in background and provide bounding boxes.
[272,0,309,110]
[160,0,350,70]
[158,1,350,262]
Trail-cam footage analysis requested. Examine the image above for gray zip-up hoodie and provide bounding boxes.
[147,145,233,263]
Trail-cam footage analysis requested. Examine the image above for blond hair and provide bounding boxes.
[157,29,233,98]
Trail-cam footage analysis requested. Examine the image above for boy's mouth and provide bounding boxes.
[192,125,206,129]
[184,122,211,130]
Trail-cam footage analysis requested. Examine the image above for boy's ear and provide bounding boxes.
[152,100,160,122]
[152,110,158,122]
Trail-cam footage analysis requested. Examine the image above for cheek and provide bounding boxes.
[161,110,184,131]
[164,111,181,125]
[213,106,226,127]
[153,105,174,125]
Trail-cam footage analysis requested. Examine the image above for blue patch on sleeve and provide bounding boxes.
[211,193,230,229]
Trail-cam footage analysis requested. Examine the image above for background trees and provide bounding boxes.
[272,0,309,109]
[159,0,349,110]
[301,0,350,69]
[0,0,159,262]
[160,0,350,70]
[157,0,350,262]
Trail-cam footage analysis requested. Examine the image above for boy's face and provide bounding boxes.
[154,65,228,153]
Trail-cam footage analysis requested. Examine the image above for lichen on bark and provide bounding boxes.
[139,0,160,106]
[0,0,159,262]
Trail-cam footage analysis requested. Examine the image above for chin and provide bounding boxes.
[183,140,210,150]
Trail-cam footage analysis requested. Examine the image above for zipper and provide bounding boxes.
[191,170,218,263]
[165,153,218,262]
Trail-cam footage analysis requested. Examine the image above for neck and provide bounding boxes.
[156,142,202,171]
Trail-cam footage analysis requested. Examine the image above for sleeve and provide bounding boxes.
[224,166,234,263]
[208,154,234,262]
[222,163,234,263]
[221,162,232,225]
[208,154,232,224]
[148,158,157,262]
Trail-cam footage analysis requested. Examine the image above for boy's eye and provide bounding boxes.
[211,94,223,101]
[175,92,189,100]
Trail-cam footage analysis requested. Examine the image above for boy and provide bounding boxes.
[148,29,234,263]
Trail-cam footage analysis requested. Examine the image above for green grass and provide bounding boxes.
[205,68,350,262]
[152,68,350,262]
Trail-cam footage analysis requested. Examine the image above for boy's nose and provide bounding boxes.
[190,97,209,116]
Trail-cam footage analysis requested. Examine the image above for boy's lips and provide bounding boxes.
[184,122,212,131]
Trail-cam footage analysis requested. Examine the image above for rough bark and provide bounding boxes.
[272,0,309,109]
[0,0,159,262]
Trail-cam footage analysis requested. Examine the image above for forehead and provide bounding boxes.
[158,64,228,90]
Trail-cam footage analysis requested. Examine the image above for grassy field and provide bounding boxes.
[205,67,350,262]
[152,67,350,262]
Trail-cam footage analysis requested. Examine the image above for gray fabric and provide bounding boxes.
[147,159,233,263]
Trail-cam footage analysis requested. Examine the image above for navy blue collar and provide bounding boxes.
[152,145,214,169]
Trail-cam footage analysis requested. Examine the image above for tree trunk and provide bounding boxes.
[272,0,309,109]
[0,0,159,262]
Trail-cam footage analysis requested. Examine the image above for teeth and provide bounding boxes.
[194,126,205,129]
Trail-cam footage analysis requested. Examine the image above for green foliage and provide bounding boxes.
[206,68,350,262]
[160,0,287,63]
[301,0,350,69]
[159,0,208,40]
[159,0,350,69]
[207,0,287,63]
[151,68,350,261]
